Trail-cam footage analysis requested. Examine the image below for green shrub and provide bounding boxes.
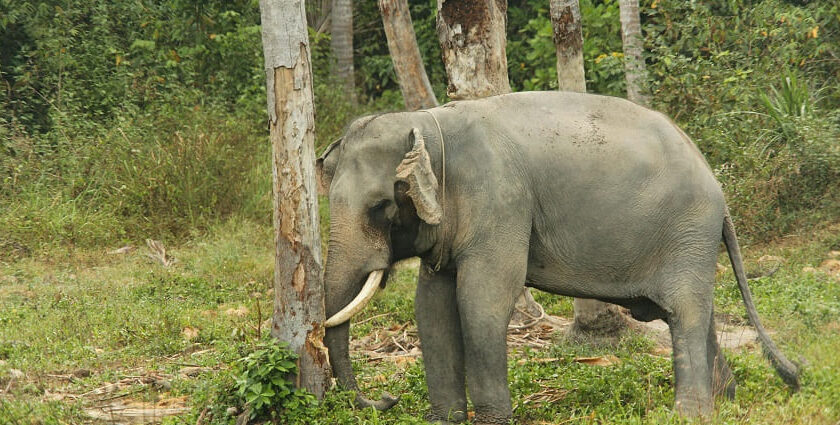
[234,339,317,421]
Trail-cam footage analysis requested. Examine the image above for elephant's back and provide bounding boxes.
[449,92,726,283]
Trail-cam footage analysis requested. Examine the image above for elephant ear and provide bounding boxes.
[395,128,442,225]
[316,138,342,196]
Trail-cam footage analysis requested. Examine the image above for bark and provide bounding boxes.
[331,0,356,101]
[379,0,438,110]
[571,298,630,337]
[259,0,330,399]
[436,0,511,99]
[550,0,586,92]
[619,0,650,106]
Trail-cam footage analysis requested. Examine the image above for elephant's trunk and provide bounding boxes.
[324,322,399,410]
[323,251,398,410]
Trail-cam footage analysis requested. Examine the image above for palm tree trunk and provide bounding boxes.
[549,0,586,92]
[379,0,438,110]
[619,0,649,106]
[331,0,356,102]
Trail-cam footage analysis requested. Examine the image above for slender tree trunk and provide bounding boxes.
[331,0,356,102]
[550,0,586,92]
[619,0,649,106]
[260,0,330,398]
[436,0,511,100]
[379,0,438,110]
[551,0,629,338]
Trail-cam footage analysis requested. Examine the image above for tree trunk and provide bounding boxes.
[331,0,355,102]
[435,0,543,326]
[436,0,511,100]
[549,0,586,92]
[379,0,438,110]
[619,0,649,106]
[259,0,330,399]
[551,0,629,338]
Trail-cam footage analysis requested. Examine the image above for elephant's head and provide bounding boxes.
[317,113,442,409]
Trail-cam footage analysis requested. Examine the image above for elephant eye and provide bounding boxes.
[369,199,393,224]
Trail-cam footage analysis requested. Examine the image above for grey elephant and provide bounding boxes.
[317,91,799,424]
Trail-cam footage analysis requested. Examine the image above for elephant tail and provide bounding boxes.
[722,209,800,390]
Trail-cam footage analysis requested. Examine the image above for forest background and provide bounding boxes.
[2,0,839,248]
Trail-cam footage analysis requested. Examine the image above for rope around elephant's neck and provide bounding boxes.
[422,109,446,271]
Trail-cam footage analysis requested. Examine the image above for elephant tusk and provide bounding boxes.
[325,270,385,328]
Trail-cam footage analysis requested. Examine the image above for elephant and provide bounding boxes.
[317,91,799,424]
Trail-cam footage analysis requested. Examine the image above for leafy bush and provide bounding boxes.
[234,339,317,421]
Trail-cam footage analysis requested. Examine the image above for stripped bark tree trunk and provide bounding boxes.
[331,0,356,102]
[550,0,586,92]
[259,0,330,398]
[551,0,629,338]
[436,0,511,100]
[379,0,438,110]
[619,0,649,106]
[435,0,543,324]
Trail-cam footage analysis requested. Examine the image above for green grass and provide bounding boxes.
[1,219,839,424]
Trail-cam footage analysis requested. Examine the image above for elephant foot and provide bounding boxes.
[424,410,467,425]
[674,395,713,418]
[714,375,736,401]
[473,412,512,425]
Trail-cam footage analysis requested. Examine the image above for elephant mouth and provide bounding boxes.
[325,269,386,327]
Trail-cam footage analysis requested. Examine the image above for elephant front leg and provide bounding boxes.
[456,254,528,425]
[416,265,467,424]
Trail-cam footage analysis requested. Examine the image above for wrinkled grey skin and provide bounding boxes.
[319,91,799,424]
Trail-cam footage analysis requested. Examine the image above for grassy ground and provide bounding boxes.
[1,218,839,424]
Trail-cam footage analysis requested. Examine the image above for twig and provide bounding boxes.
[391,336,408,353]
[195,407,208,425]
[508,301,546,330]
[354,312,391,325]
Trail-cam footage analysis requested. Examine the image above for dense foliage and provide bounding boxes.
[1,0,838,253]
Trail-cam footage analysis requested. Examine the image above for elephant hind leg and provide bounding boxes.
[658,269,716,416]
[668,302,714,416]
[707,310,736,400]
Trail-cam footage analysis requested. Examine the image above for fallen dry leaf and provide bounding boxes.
[181,326,199,341]
[651,347,672,357]
[145,239,175,266]
[819,259,840,276]
[224,306,249,317]
[828,250,840,259]
[393,356,416,366]
[517,357,561,365]
[758,255,784,264]
[573,355,620,367]
[802,266,819,273]
[108,245,136,255]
